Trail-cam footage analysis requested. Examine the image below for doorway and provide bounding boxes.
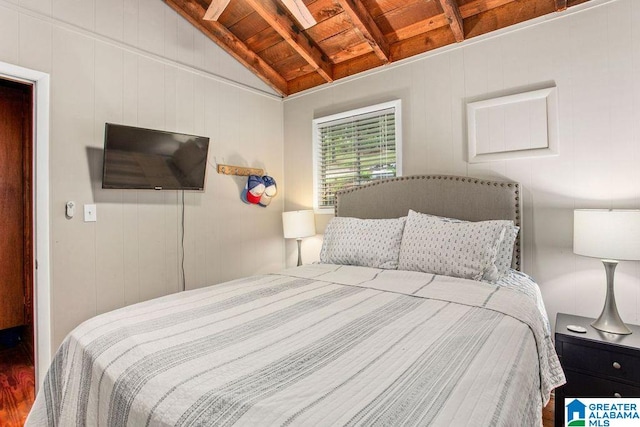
[0,60,51,396]
[0,77,35,426]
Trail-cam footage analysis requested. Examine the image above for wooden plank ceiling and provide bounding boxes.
[165,0,591,96]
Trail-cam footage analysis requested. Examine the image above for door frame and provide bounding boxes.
[0,61,50,389]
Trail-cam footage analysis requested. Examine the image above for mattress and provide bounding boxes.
[27,264,564,426]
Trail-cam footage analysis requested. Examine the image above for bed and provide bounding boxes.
[27,175,565,426]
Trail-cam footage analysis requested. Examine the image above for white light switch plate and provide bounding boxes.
[84,204,97,222]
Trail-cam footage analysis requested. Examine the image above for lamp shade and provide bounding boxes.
[282,210,316,239]
[574,209,640,261]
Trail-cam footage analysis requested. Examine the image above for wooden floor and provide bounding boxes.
[543,393,555,427]
[0,343,35,427]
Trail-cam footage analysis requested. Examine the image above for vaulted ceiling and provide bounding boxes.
[165,0,590,97]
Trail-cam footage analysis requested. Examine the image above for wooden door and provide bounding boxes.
[0,79,33,331]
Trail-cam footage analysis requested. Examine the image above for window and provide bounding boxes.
[312,100,402,213]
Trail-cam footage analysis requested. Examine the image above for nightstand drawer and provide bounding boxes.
[564,370,640,398]
[562,341,640,384]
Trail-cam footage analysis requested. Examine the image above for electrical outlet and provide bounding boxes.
[84,204,97,222]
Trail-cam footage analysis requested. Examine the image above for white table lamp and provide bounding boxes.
[282,210,316,266]
[574,209,640,335]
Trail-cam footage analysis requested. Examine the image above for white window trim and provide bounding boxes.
[312,100,402,214]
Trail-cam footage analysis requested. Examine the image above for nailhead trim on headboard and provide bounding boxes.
[334,175,521,271]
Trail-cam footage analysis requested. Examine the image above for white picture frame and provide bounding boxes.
[466,86,559,163]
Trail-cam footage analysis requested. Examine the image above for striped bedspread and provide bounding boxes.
[27,264,565,427]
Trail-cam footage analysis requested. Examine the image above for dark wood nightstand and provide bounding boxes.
[554,313,640,427]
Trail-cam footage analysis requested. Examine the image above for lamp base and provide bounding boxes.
[590,260,632,335]
[296,239,302,267]
[591,318,632,335]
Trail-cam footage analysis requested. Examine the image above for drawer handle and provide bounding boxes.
[614,392,622,398]
[613,362,622,370]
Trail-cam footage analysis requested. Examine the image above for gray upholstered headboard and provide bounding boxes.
[335,175,522,271]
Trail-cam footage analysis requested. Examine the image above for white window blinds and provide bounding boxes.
[312,100,402,212]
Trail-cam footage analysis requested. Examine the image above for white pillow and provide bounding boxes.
[415,213,519,277]
[398,210,507,282]
[496,225,519,275]
[320,217,406,269]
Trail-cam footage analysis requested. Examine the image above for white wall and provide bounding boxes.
[283,0,640,330]
[0,0,285,350]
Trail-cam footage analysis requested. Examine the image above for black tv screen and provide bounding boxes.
[102,123,210,190]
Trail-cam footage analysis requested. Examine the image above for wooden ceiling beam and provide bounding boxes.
[244,0,333,82]
[337,0,390,63]
[203,0,231,21]
[463,0,556,39]
[459,0,514,18]
[171,0,590,95]
[280,0,317,29]
[437,0,464,42]
[164,0,288,96]
[390,25,455,62]
[386,0,514,44]
[386,15,449,43]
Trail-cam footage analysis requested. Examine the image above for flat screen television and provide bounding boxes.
[102,123,210,190]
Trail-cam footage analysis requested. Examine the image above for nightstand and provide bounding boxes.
[554,313,640,427]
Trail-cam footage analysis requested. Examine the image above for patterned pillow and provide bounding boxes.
[496,225,519,274]
[320,217,407,269]
[416,213,519,277]
[398,210,507,282]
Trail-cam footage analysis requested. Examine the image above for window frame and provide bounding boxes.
[312,100,402,214]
